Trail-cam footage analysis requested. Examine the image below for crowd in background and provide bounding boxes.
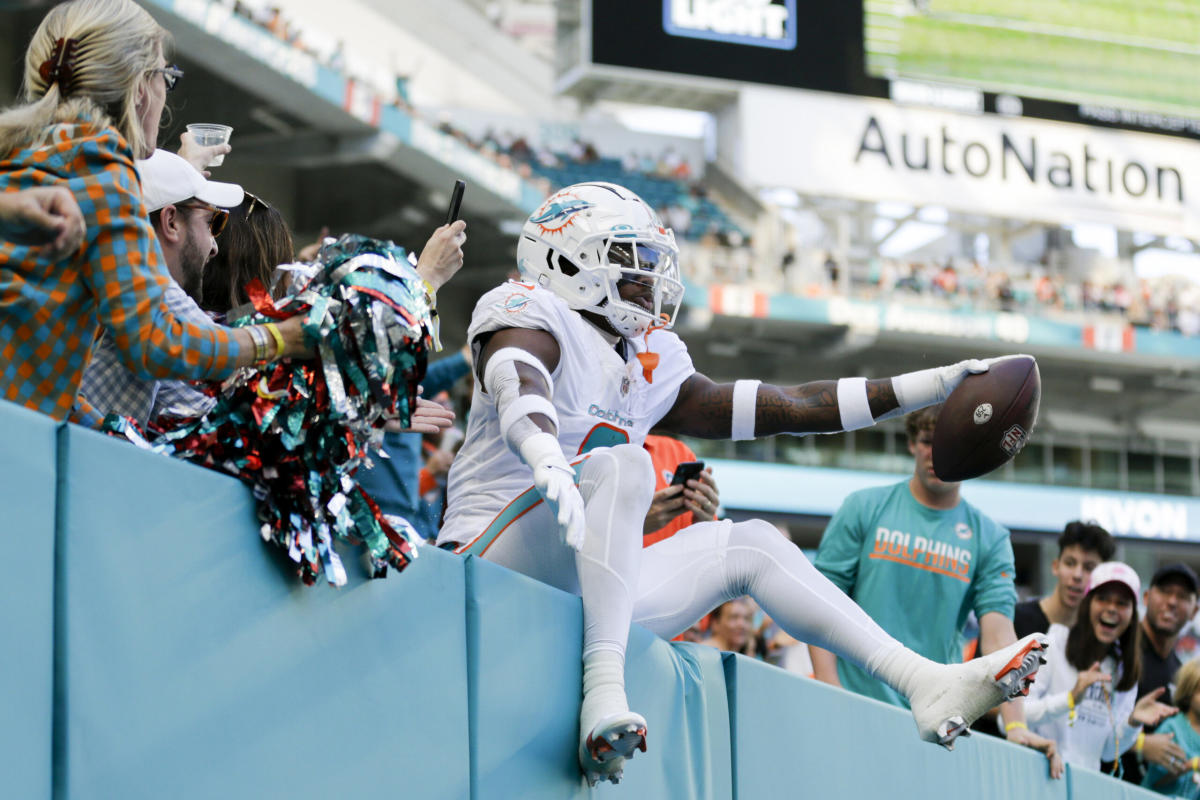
[190,0,1200,343]
[783,252,1200,339]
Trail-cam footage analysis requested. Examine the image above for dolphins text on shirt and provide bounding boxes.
[869,527,972,582]
[588,404,635,428]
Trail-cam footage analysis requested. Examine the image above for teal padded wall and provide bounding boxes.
[0,398,1172,799]
[466,556,587,798]
[725,653,1071,799]
[54,424,469,799]
[465,557,732,799]
[1070,765,1165,799]
[0,401,56,800]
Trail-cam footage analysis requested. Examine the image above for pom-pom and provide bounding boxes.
[104,235,434,586]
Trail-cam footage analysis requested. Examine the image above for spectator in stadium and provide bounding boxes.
[0,0,311,423]
[1013,521,1116,638]
[1025,562,1177,771]
[412,413,462,536]
[1120,563,1200,783]
[0,186,85,258]
[438,180,1051,785]
[1138,564,1200,706]
[199,190,294,316]
[1142,659,1200,795]
[807,406,1062,777]
[356,345,473,538]
[641,433,719,546]
[79,149,241,423]
[701,598,754,656]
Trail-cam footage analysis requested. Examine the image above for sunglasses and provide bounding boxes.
[177,201,229,237]
[151,64,184,92]
[244,191,271,217]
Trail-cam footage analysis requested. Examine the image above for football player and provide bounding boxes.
[439,182,1048,785]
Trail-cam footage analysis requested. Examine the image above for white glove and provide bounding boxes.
[894,354,1032,411]
[519,432,587,551]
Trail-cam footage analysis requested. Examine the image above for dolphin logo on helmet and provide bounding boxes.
[530,196,594,233]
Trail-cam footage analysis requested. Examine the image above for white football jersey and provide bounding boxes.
[438,280,694,548]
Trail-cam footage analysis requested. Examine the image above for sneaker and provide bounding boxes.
[579,711,648,787]
[909,633,1049,750]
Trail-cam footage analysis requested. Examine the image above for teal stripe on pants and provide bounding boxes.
[458,460,587,557]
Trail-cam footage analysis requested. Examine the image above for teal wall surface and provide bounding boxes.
[1,402,56,800]
[1,400,1162,798]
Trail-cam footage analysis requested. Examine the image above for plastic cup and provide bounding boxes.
[186,123,233,167]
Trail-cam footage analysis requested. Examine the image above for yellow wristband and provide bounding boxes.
[1190,756,1199,771]
[1004,721,1028,734]
[1066,691,1076,725]
[264,322,285,360]
[1135,731,1145,753]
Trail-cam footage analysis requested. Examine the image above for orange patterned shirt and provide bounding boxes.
[0,118,241,421]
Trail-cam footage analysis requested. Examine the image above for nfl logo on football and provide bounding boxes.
[1000,424,1028,456]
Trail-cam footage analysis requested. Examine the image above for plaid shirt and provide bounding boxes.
[80,281,218,425]
[0,119,241,421]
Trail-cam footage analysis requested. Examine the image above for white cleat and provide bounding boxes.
[579,711,647,787]
[909,633,1049,751]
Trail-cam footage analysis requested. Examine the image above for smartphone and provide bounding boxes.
[670,460,705,486]
[445,179,466,224]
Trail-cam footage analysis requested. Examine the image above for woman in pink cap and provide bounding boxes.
[1026,561,1178,772]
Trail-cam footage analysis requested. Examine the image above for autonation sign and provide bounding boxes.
[739,87,1200,237]
[663,0,796,50]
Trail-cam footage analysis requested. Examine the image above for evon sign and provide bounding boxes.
[663,0,796,50]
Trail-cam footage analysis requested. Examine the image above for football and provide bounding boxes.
[932,356,1041,482]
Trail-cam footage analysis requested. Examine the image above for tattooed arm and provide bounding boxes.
[655,373,901,439]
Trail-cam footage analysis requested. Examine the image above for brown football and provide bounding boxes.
[932,356,1041,482]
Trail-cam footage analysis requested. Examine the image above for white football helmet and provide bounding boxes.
[516,182,684,337]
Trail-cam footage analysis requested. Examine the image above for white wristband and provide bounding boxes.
[517,430,570,473]
[837,377,874,431]
[731,379,760,441]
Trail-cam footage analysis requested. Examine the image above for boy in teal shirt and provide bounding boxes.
[809,407,1060,773]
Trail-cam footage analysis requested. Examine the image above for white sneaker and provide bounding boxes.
[908,633,1049,750]
[579,711,648,787]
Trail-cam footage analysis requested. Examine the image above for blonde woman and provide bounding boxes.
[0,0,310,423]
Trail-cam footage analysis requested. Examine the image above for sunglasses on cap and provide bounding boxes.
[151,64,184,92]
[177,200,229,237]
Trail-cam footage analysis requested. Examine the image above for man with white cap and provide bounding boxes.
[79,150,243,424]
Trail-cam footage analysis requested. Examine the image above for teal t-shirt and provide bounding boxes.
[814,481,1017,708]
[1141,713,1200,796]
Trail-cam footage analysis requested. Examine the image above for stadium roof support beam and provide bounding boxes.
[872,208,921,249]
[1129,235,1167,255]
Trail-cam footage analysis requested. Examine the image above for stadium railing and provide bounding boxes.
[3,398,1161,799]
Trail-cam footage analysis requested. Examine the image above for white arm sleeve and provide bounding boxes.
[482,347,586,550]
[482,346,558,455]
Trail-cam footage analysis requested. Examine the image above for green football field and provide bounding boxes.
[864,0,1200,117]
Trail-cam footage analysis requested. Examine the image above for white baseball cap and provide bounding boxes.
[1086,561,1142,600]
[137,149,243,213]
